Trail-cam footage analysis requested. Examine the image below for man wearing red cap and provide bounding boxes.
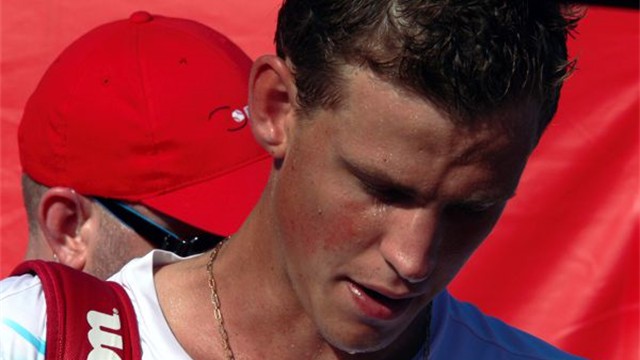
[2,1,586,359]
[16,10,270,280]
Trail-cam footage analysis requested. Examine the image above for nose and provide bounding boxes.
[379,207,440,283]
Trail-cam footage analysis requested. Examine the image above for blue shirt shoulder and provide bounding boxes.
[427,290,584,359]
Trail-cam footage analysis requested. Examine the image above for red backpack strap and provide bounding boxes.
[11,260,142,360]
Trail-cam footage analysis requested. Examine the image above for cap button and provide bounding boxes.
[130,11,153,24]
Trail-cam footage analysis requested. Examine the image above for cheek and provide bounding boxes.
[440,224,489,258]
[434,209,504,278]
[275,169,380,257]
[316,199,378,253]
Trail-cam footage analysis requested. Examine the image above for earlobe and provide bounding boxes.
[38,188,92,269]
[249,55,297,159]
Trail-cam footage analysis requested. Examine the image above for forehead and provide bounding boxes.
[329,68,539,155]
[298,68,541,198]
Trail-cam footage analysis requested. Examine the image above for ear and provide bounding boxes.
[37,188,94,270]
[249,55,298,159]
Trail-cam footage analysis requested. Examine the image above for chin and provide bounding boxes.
[320,323,398,356]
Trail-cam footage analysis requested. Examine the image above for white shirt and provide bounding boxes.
[0,251,190,359]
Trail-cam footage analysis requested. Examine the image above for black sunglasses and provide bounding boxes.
[93,197,222,257]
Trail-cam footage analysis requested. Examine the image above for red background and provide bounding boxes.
[1,2,637,359]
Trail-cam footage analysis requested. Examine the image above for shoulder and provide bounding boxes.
[0,274,47,359]
[109,249,194,359]
[108,249,186,284]
[1,272,44,299]
[108,250,191,304]
[430,290,584,359]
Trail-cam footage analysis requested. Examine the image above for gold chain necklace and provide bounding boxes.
[207,239,235,360]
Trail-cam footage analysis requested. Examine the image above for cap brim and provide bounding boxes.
[140,155,272,236]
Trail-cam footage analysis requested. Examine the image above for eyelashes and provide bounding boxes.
[445,201,498,215]
[360,181,415,206]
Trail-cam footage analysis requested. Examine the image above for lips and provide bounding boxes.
[347,281,412,321]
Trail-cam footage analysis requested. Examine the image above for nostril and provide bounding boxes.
[400,266,432,284]
[403,273,429,284]
[393,254,435,284]
[383,250,434,285]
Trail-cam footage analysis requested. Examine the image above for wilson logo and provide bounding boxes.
[86,309,123,359]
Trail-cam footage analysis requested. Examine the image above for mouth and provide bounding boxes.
[347,281,413,321]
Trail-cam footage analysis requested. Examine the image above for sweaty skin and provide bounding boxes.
[268,68,539,354]
[155,66,541,359]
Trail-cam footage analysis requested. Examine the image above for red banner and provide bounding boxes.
[1,3,637,359]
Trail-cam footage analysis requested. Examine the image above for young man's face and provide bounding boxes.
[271,68,539,353]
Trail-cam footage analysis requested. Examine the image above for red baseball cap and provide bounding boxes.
[18,11,271,236]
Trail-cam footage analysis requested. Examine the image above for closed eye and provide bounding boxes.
[361,181,415,205]
[343,159,420,207]
[445,200,501,216]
